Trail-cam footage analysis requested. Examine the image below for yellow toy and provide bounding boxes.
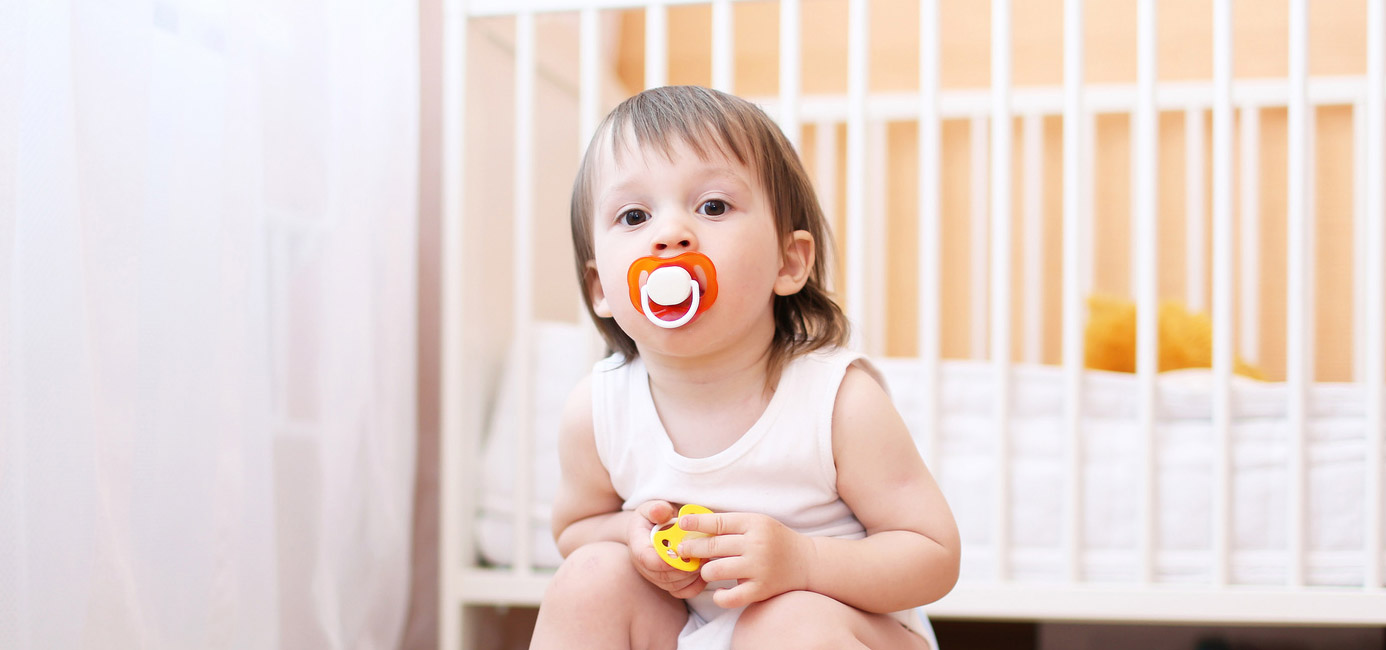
[650,504,713,572]
[1084,294,1263,379]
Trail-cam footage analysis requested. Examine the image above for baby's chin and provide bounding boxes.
[633,316,780,360]
[615,311,707,341]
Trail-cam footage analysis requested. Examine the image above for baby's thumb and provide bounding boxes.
[641,500,675,525]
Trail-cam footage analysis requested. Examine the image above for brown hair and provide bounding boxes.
[570,86,848,374]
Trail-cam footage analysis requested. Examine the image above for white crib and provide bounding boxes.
[438,1,1386,647]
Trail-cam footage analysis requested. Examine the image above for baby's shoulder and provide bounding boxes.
[834,363,893,413]
[559,373,594,437]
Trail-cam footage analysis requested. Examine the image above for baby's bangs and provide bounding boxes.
[607,87,757,169]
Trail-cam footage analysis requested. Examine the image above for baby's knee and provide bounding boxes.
[544,542,639,602]
[732,591,859,650]
[557,541,630,574]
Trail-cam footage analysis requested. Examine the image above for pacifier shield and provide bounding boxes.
[627,252,718,327]
[650,504,713,572]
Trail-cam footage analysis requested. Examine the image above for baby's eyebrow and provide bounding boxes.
[595,179,647,210]
[599,165,751,206]
[691,166,752,192]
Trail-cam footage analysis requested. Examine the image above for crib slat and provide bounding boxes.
[867,121,889,356]
[1134,0,1159,586]
[780,0,801,150]
[918,0,941,468]
[711,0,733,92]
[512,10,537,576]
[991,0,1014,583]
[1210,0,1235,588]
[440,1,472,647]
[1185,107,1206,311]
[645,1,666,89]
[1083,113,1096,295]
[1127,110,1140,296]
[814,122,838,293]
[846,0,868,348]
[578,8,601,323]
[1238,107,1261,366]
[970,115,989,361]
[1022,113,1044,365]
[1286,0,1311,589]
[1354,102,1367,384]
[579,8,600,151]
[1061,0,1085,585]
[1364,0,1384,592]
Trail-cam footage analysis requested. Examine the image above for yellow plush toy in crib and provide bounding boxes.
[1084,294,1264,379]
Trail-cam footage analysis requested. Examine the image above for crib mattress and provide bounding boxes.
[475,323,1383,587]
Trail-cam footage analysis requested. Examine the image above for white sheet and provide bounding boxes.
[476,323,1383,587]
[879,360,1377,587]
[476,322,596,569]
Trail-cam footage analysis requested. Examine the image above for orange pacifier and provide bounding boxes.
[650,504,713,572]
[627,252,718,329]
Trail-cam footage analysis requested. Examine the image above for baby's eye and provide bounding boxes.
[698,200,728,217]
[619,209,650,227]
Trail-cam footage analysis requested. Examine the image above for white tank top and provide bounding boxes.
[590,347,929,640]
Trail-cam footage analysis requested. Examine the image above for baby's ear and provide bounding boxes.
[585,261,612,317]
[773,230,815,296]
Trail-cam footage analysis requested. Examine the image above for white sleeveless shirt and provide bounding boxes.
[590,347,930,646]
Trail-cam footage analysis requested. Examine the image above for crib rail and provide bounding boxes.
[1364,0,1385,594]
[931,584,1386,626]
[441,0,1386,646]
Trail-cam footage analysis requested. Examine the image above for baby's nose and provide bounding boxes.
[654,238,691,251]
[652,218,696,252]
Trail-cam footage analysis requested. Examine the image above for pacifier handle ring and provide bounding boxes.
[640,280,700,329]
[650,518,676,545]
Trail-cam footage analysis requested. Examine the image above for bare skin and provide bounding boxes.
[529,541,685,649]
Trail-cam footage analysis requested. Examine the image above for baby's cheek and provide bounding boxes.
[605,277,636,317]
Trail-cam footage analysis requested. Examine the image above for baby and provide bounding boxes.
[530,85,959,649]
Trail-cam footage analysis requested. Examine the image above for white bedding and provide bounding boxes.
[476,323,1383,587]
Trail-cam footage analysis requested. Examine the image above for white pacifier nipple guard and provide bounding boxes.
[640,266,700,329]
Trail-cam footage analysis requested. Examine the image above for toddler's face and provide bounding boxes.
[585,134,785,356]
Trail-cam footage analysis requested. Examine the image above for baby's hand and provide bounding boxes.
[674,512,813,610]
[626,500,707,599]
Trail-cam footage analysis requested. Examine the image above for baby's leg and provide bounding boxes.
[530,541,687,650]
[730,591,931,650]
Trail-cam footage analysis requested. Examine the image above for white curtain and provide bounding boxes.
[1,0,419,648]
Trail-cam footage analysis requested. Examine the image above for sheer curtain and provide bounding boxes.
[1,0,419,648]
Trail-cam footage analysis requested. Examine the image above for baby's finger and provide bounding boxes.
[637,500,676,525]
[677,532,741,560]
[638,546,678,574]
[635,544,704,587]
[711,581,764,610]
[643,560,702,596]
[678,512,751,536]
[697,556,749,584]
[669,576,708,599]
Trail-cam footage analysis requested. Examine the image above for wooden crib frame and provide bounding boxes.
[438,1,1386,647]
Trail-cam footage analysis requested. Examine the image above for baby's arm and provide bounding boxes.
[807,364,961,611]
[550,375,627,554]
[550,376,707,599]
[676,365,960,612]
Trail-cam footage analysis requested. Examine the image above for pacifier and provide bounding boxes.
[650,504,713,572]
[627,252,718,329]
